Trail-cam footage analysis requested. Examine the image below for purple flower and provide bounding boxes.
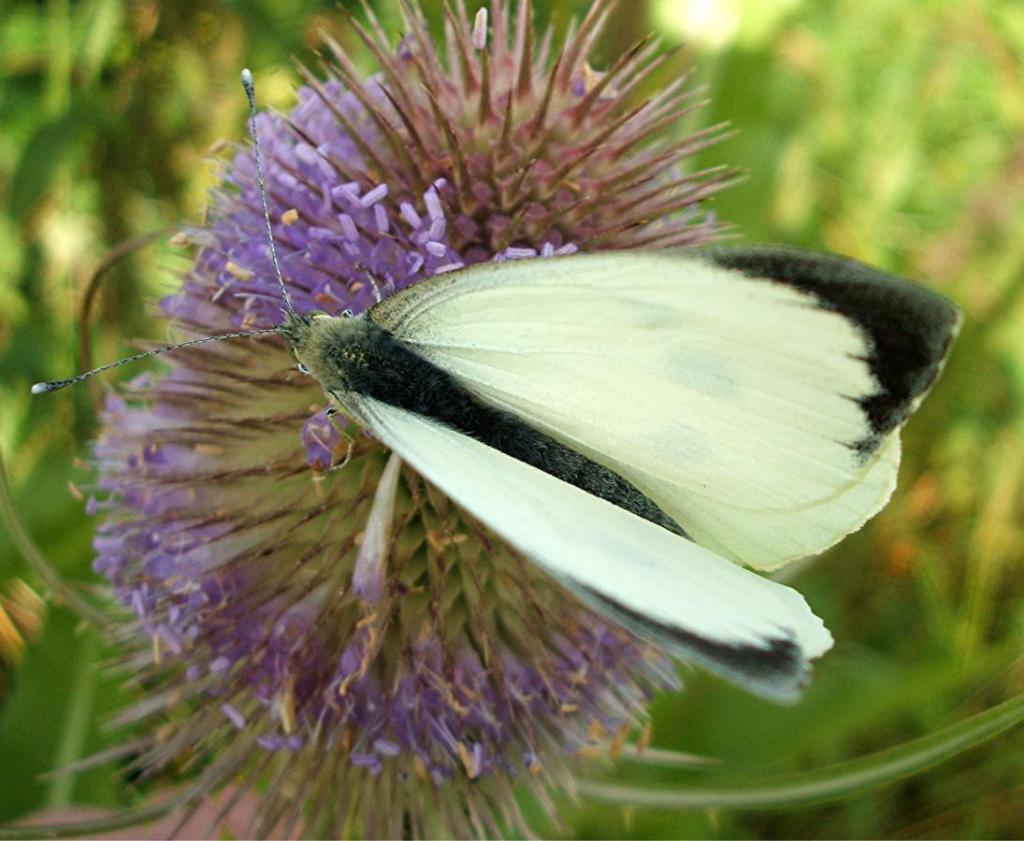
[90,1,729,835]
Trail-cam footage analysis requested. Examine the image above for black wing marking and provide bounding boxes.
[706,246,961,454]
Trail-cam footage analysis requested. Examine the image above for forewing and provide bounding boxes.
[348,395,833,702]
[370,248,959,568]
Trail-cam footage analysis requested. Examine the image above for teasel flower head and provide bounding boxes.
[91,1,731,835]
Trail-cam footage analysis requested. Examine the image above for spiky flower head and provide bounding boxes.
[92,1,729,835]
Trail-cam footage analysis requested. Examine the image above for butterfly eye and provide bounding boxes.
[297,362,310,375]
[341,308,355,319]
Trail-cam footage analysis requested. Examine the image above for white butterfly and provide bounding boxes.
[35,236,959,703]
[34,72,960,703]
[282,246,960,702]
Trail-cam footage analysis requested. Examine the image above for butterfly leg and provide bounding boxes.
[324,407,355,472]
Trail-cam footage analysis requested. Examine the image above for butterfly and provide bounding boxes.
[35,71,960,702]
[278,245,959,702]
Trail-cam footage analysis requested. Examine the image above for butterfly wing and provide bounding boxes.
[347,395,833,702]
[369,247,960,569]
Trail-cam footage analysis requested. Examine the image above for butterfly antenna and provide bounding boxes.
[31,327,280,395]
[241,68,296,321]
[32,71,294,398]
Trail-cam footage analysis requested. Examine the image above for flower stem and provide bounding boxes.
[581,692,1024,810]
[0,796,184,840]
[0,442,109,630]
[46,633,99,809]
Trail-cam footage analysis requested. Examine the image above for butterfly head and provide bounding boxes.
[285,310,373,396]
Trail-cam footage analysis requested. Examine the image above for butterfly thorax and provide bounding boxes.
[287,313,384,397]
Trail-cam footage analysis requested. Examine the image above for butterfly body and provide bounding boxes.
[288,309,688,536]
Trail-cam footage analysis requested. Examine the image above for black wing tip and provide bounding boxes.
[704,245,961,441]
[686,633,811,705]
[577,583,813,704]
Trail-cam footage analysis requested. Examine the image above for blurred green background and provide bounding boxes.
[1,0,1023,837]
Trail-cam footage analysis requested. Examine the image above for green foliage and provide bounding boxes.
[1,0,1022,837]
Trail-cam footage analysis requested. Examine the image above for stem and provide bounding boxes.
[0,796,184,841]
[76,226,178,414]
[581,692,1024,810]
[0,442,110,630]
[46,633,100,808]
[614,745,719,768]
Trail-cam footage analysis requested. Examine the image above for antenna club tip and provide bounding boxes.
[241,68,254,90]
[31,382,56,395]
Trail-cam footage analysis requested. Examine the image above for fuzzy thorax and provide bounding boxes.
[283,311,369,397]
